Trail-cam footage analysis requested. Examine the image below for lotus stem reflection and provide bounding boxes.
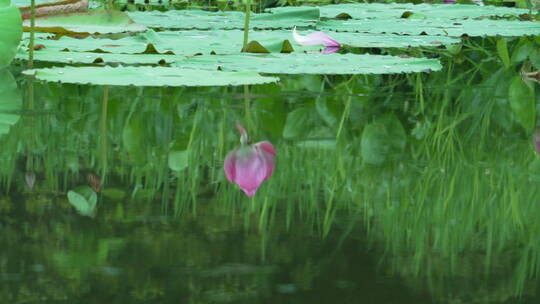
[224,123,276,197]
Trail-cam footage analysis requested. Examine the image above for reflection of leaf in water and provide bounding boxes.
[0,69,21,139]
[0,0,22,68]
[67,186,97,217]
[361,114,406,165]
[508,75,535,132]
[168,149,189,172]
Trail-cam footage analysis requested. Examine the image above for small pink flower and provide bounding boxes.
[292,27,341,50]
[224,123,276,197]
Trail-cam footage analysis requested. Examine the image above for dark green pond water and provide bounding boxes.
[2,36,540,303]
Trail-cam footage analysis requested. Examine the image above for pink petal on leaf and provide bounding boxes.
[292,27,340,48]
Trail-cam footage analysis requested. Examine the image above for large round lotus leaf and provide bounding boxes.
[0,0,23,68]
[127,7,319,30]
[22,10,147,34]
[19,29,458,58]
[173,53,442,75]
[20,29,320,55]
[269,3,531,20]
[23,66,279,86]
[319,19,540,37]
[0,69,21,137]
[15,48,187,65]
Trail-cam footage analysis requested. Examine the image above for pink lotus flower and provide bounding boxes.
[224,123,276,197]
[292,27,341,53]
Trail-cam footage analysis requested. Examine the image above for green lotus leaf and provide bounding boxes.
[173,53,442,75]
[19,30,321,55]
[0,69,21,138]
[19,29,458,58]
[127,7,319,30]
[15,48,187,65]
[10,0,64,5]
[114,0,188,8]
[22,9,147,34]
[319,19,540,37]
[0,0,23,67]
[15,48,191,64]
[269,3,531,20]
[23,66,279,86]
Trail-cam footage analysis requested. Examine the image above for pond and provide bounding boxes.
[1,0,540,303]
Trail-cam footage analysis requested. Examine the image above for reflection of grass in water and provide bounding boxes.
[368,146,540,299]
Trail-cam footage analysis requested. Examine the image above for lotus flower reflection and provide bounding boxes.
[292,27,341,54]
[224,123,276,197]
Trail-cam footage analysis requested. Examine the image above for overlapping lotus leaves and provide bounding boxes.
[23,66,279,86]
[173,53,442,75]
[319,18,540,37]
[19,30,319,54]
[127,7,319,30]
[22,9,147,34]
[18,29,458,59]
[0,0,23,67]
[15,48,186,64]
[11,0,63,6]
[268,3,531,20]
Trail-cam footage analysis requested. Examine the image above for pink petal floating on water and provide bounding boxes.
[224,123,276,197]
[292,27,341,48]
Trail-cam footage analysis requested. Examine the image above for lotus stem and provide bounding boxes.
[243,85,254,133]
[336,95,352,141]
[27,0,36,132]
[100,85,109,183]
[242,0,251,51]
[28,0,35,69]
